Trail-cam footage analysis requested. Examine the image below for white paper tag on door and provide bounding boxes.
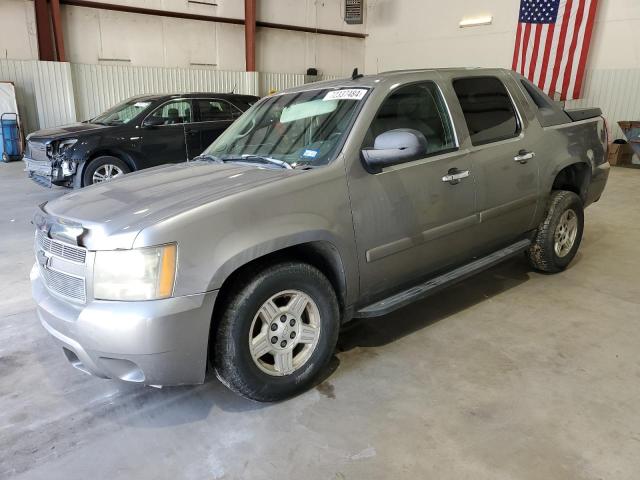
[322,89,367,101]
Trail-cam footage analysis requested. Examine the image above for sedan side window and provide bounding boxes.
[452,77,520,146]
[363,81,457,155]
[196,99,236,122]
[147,100,193,125]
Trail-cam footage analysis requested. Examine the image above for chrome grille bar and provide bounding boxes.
[35,229,88,303]
[40,267,86,303]
[37,230,86,263]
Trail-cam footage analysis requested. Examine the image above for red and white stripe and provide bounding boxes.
[512,0,599,101]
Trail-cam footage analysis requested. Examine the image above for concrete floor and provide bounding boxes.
[1,161,639,480]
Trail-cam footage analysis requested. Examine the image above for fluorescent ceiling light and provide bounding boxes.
[459,16,493,28]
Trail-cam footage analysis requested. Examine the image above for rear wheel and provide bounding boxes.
[213,262,340,402]
[527,190,584,273]
[82,156,130,186]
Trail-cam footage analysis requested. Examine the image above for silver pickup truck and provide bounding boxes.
[31,68,609,401]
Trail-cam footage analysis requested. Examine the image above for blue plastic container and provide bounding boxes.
[1,115,21,161]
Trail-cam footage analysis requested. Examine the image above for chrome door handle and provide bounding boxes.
[514,150,535,164]
[442,169,470,185]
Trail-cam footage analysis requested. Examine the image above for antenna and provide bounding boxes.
[229,83,237,94]
[351,68,363,80]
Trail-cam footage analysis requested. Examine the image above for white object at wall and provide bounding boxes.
[0,83,19,119]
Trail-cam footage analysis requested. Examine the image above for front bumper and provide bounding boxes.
[31,265,218,386]
[24,156,55,187]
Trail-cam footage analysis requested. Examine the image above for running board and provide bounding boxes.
[355,238,531,318]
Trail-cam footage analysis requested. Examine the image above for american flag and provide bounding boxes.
[512,0,599,101]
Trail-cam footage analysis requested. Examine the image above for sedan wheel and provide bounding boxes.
[92,163,125,183]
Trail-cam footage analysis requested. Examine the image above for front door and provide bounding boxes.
[139,99,199,167]
[450,74,540,252]
[347,81,478,302]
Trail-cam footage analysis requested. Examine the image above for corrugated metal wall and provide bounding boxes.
[32,62,77,129]
[258,73,344,96]
[1,59,346,134]
[71,64,260,122]
[17,59,637,141]
[565,69,640,139]
[0,60,76,134]
[0,60,42,134]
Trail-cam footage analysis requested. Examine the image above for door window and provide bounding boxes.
[363,81,456,155]
[147,100,193,125]
[452,77,520,145]
[196,99,236,122]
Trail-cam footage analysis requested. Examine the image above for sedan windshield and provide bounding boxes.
[91,99,152,125]
[203,88,368,167]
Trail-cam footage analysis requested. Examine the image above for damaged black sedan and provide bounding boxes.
[23,92,258,187]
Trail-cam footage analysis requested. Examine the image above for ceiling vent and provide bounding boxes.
[345,0,364,25]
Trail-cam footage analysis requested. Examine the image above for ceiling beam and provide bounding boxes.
[58,0,367,39]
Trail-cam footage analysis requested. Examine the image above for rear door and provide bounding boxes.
[193,98,239,152]
[347,80,478,301]
[450,73,540,252]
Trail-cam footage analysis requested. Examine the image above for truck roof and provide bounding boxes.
[280,67,513,94]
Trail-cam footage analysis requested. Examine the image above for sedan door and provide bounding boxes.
[192,98,239,152]
[450,74,540,253]
[347,81,478,301]
[138,99,198,167]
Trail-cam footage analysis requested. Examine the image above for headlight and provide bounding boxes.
[93,244,177,301]
[55,138,78,156]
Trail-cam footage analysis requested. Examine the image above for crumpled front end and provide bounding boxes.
[23,139,78,188]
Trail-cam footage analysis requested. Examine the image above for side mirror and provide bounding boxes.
[361,129,428,173]
[142,117,165,128]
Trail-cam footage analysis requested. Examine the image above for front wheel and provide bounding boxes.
[527,190,584,273]
[82,156,131,186]
[213,262,340,402]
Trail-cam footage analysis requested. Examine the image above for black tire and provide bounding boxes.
[213,262,340,402]
[82,156,130,186]
[527,190,584,273]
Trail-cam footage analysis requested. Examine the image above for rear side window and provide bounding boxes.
[196,99,236,122]
[364,81,457,155]
[520,79,572,127]
[520,79,554,109]
[453,77,520,146]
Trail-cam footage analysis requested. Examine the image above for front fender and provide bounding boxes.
[208,228,344,292]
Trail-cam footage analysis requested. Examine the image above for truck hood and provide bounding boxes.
[27,122,114,141]
[44,161,300,249]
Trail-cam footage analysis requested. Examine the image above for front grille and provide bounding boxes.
[37,230,86,263]
[35,230,88,303]
[40,267,86,302]
[28,141,48,161]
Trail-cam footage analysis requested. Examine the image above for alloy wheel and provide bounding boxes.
[92,164,125,183]
[248,290,321,376]
[554,208,578,257]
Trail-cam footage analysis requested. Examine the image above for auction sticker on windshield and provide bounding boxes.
[323,89,367,101]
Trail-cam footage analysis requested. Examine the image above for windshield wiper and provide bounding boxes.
[192,153,222,163]
[221,155,292,170]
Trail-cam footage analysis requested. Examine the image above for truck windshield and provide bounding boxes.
[91,100,152,125]
[203,88,368,167]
